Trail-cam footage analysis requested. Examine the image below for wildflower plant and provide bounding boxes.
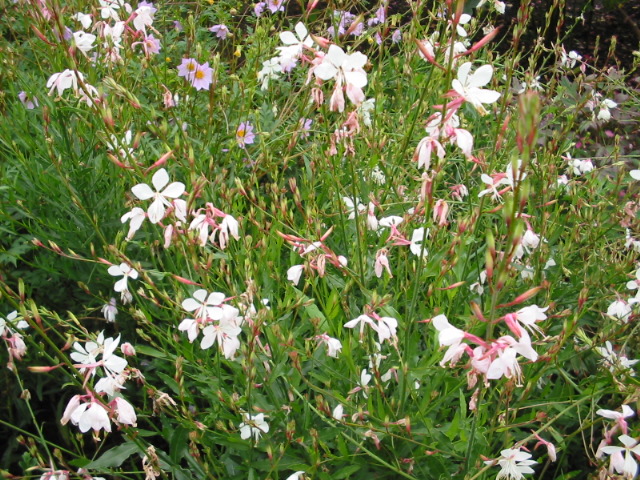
[0,0,639,479]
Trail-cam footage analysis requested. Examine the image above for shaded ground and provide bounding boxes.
[500,0,640,73]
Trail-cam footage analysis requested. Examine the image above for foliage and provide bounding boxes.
[0,0,639,479]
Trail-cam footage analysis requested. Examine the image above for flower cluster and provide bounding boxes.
[431,305,547,387]
[179,289,244,359]
[63,332,137,434]
[1,310,28,367]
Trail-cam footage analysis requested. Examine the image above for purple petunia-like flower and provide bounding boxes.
[209,24,229,39]
[191,62,214,91]
[236,122,256,148]
[177,58,214,91]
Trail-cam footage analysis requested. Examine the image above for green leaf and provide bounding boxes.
[84,442,140,469]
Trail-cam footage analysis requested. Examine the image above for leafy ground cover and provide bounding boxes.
[0,0,639,479]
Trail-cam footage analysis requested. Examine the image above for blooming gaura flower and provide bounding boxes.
[107,263,138,294]
[452,62,501,115]
[131,168,185,224]
[239,412,269,441]
[485,447,537,479]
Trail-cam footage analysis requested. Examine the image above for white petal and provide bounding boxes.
[280,31,298,45]
[314,62,339,81]
[131,183,154,200]
[151,168,169,191]
[326,44,347,67]
[344,70,367,88]
[471,88,501,104]
[457,62,472,84]
[147,198,165,223]
[468,64,493,87]
[161,181,185,198]
[294,22,308,40]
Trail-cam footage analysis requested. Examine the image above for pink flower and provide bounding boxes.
[236,122,256,148]
[209,24,229,39]
[141,34,161,55]
[190,62,214,91]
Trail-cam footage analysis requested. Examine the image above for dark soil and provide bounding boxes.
[497,0,640,72]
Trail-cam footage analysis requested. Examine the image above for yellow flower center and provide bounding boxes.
[237,129,245,137]
[195,70,205,80]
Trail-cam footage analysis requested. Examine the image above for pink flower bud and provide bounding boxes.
[121,342,136,356]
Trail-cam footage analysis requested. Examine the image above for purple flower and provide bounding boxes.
[143,34,161,55]
[18,92,39,110]
[209,24,230,39]
[173,20,183,31]
[138,1,157,13]
[254,2,265,16]
[177,58,198,80]
[368,6,386,26]
[236,122,256,148]
[267,0,285,13]
[299,118,312,138]
[391,29,402,43]
[191,62,214,91]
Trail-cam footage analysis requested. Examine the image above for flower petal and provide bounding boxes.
[131,183,154,200]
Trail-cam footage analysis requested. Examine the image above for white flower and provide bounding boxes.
[73,31,97,53]
[257,58,281,90]
[597,404,635,424]
[452,62,501,115]
[485,447,537,479]
[343,196,366,219]
[101,298,117,323]
[515,305,548,335]
[332,403,344,420]
[360,98,375,127]
[218,215,240,249]
[133,5,154,33]
[599,435,640,478]
[68,400,112,433]
[344,314,377,336]
[99,0,131,21]
[287,264,304,286]
[239,413,269,441]
[409,227,429,258]
[607,300,631,323]
[131,168,185,224]
[316,334,342,358]
[46,69,84,97]
[595,341,639,374]
[72,12,93,29]
[107,262,138,293]
[110,396,137,426]
[200,318,242,359]
[277,22,313,60]
[0,310,21,336]
[182,289,226,321]
[314,45,368,109]
[121,207,146,240]
[285,472,305,480]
